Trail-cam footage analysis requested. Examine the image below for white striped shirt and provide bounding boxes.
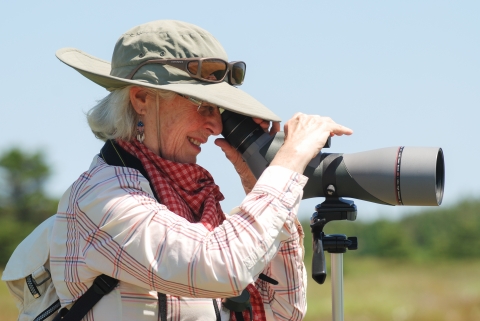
[50,156,308,320]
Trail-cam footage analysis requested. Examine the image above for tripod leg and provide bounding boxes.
[330,253,344,321]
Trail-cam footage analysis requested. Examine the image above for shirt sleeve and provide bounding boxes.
[52,161,308,301]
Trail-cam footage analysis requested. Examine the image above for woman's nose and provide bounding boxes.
[205,112,223,135]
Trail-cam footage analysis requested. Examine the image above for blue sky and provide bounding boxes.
[1,1,478,221]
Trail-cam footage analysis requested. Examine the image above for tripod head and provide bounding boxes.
[310,197,358,284]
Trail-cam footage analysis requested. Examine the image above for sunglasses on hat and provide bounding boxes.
[126,58,246,86]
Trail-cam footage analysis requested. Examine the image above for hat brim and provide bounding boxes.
[56,48,281,122]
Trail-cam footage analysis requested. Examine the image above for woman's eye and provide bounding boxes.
[198,105,217,116]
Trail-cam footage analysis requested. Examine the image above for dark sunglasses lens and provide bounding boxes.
[200,59,228,81]
[231,62,246,85]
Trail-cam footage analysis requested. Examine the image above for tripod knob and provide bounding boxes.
[347,236,358,251]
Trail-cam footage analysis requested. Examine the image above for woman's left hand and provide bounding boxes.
[252,118,281,136]
[215,118,280,194]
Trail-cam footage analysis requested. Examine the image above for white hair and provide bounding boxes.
[86,86,176,141]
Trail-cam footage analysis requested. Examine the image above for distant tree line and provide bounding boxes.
[1,147,479,267]
[302,198,480,262]
[0,148,58,266]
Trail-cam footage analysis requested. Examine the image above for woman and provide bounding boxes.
[52,20,352,321]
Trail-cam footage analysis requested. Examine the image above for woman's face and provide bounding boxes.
[150,94,223,164]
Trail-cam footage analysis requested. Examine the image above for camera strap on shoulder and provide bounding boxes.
[47,141,143,321]
[100,140,221,321]
[46,142,128,321]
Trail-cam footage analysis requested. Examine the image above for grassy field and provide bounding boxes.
[0,273,17,321]
[2,258,479,321]
[304,258,480,321]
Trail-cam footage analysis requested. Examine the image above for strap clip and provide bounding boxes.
[33,266,52,286]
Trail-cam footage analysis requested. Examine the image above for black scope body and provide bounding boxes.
[221,110,444,206]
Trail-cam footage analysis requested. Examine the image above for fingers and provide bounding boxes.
[331,124,353,136]
[282,113,353,157]
[252,118,270,131]
[270,121,281,135]
[288,113,353,137]
[319,117,353,137]
[214,138,242,165]
[215,138,257,194]
[252,118,281,136]
[250,114,351,138]
[270,113,352,173]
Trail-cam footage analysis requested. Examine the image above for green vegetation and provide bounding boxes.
[302,198,480,262]
[303,258,480,321]
[0,148,58,266]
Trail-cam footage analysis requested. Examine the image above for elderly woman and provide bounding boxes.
[52,20,352,321]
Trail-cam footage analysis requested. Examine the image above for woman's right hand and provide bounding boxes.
[269,113,353,174]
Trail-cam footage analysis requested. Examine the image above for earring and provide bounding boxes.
[136,120,145,143]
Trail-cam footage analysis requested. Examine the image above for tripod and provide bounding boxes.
[310,197,358,321]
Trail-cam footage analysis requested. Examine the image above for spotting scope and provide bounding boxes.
[221,110,444,206]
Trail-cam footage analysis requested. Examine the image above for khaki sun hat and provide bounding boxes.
[56,20,281,122]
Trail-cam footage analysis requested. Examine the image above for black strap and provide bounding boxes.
[233,308,253,321]
[101,140,169,320]
[100,140,160,201]
[235,311,245,321]
[49,141,149,321]
[158,293,167,321]
[258,273,278,285]
[52,275,118,321]
[212,299,221,321]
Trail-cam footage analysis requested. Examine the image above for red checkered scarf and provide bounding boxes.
[117,139,266,321]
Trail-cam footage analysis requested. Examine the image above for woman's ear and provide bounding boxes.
[130,86,150,115]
